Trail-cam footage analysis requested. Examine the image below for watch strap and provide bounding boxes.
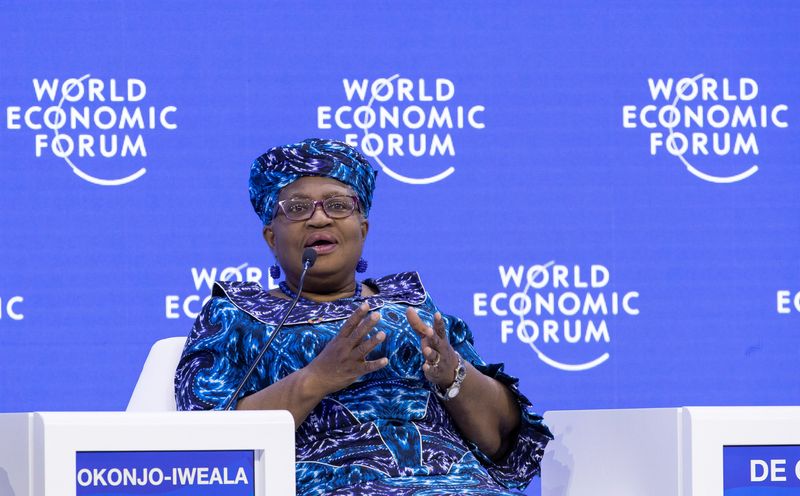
[432,352,466,401]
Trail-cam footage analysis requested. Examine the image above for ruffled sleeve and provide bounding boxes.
[174,296,263,411]
[443,313,553,490]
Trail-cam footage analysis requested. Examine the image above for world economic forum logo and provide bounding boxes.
[0,295,24,321]
[622,74,789,183]
[165,263,276,319]
[5,74,178,186]
[777,289,800,315]
[473,262,640,372]
[317,75,485,185]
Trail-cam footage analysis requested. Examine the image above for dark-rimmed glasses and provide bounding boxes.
[275,195,361,221]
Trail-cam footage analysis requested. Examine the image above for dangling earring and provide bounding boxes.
[356,258,368,273]
[269,263,281,280]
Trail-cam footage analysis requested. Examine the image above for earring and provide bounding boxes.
[356,258,368,273]
[269,263,281,280]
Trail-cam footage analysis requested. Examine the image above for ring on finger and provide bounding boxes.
[427,354,441,367]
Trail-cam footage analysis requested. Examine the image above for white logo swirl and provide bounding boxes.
[52,74,147,186]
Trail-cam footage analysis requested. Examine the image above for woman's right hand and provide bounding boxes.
[303,303,388,396]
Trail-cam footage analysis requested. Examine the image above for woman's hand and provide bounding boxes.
[406,307,522,459]
[406,308,458,388]
[304,303,388,396]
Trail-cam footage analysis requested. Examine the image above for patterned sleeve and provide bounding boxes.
[174,296,259,411]
[442,312,553,490]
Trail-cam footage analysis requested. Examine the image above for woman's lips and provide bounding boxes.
[304,233,338,255]
[309,242,337,255]
[311,243,337,255]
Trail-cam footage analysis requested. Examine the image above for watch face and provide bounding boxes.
[447,386,460,399]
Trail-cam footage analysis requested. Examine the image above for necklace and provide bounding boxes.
[279,280,362,301]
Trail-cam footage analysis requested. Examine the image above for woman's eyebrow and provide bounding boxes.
[284,190,352,200]
[322,191,353,198]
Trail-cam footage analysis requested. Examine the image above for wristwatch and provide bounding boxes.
[433,352,466,401]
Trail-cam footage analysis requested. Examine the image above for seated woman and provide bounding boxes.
[175,138,551,495]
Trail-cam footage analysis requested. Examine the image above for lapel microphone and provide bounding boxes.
[223,248,317,410]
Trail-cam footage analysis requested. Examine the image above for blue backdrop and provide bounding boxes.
[1,1,798,494]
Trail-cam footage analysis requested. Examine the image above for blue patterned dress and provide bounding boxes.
[175,272,551,495]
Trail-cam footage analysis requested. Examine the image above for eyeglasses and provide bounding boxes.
[275,195,361,221]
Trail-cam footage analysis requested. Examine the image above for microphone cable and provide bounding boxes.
[223,248,317,410]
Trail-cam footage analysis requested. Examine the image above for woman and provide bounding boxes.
[175,138,551,495]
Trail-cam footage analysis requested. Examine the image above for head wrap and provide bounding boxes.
[249,138,378,225]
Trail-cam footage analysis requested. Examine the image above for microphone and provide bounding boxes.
[223,248,317,410]
[301,247,317,270]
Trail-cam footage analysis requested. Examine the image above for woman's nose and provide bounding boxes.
[306,203,334,225]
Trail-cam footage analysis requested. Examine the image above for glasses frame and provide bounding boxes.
[275,195,361,222]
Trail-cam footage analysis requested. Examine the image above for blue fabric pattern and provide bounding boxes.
[175,272,552,495]
[249,138,378,225]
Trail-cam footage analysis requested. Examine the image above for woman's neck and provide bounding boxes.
[282,279,360,302]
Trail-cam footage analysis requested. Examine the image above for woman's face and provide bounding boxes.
[263,176,369,291]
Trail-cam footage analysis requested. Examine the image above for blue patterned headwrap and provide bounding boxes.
[249,138,378,225]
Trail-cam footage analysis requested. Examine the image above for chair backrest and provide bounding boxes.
[127,337,188,411]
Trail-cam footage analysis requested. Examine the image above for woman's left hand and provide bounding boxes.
[406,308,459,388]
